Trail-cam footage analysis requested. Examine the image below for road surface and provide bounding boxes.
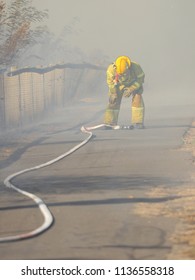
[0,89,195,260]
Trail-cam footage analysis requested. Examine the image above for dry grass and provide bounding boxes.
[134,122,195,259]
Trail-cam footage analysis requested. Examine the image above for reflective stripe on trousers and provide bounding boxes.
[104,93,144,125]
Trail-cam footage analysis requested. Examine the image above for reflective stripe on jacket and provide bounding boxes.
[106,61,145,94]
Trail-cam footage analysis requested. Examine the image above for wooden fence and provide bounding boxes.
[0,63,106,131]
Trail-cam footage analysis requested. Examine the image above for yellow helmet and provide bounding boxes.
[115,56,131,74]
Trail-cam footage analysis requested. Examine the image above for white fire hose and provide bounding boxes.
[0,127,92,242]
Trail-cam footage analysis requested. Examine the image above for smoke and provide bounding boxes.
[23,0,195,117]
[32,1,194,81]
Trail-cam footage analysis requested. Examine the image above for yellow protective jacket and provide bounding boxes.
[106,61,145,94]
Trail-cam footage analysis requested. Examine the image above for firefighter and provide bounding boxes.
[104,55,145,129]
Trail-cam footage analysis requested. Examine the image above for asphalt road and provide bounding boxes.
[0,90,195,260]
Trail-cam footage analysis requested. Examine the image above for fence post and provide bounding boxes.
[0,74,5,131]
[1,63,106,130]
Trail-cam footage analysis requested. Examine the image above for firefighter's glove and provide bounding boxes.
[123,82,141,98]
[119,84,125,91]
[109,93,117,105]
[123,87,133,98]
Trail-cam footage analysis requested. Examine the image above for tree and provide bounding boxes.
[0,0,48,67]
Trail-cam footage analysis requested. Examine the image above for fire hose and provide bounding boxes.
[0,127,93,243]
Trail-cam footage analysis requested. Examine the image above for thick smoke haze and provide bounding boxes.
[33,0,195,93]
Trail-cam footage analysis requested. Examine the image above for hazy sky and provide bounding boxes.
[33,1,194,55]
[33,0,195,88]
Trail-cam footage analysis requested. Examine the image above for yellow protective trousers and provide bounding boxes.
[132,93,145,124]
[104,93,144,125]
